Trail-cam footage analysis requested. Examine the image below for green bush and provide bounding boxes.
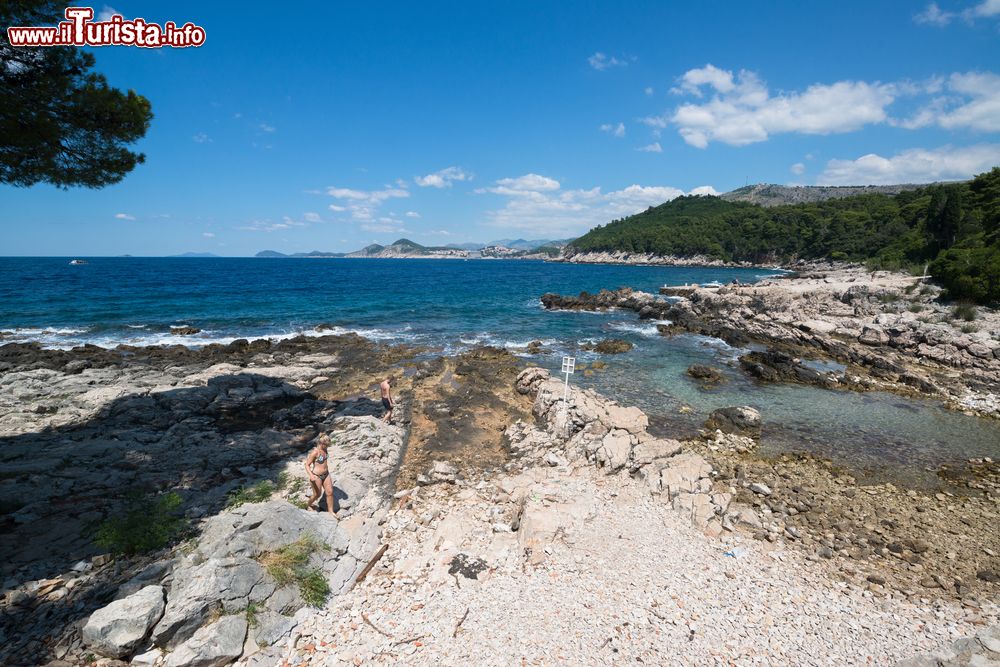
[950,302,979,322]
[258,535,331,607]
[226,480,276,509]
[95,491,186,556]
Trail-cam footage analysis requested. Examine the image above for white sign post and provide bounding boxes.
[561,356,575,434]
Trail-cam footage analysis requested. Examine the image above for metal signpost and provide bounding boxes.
[561,355,575,433]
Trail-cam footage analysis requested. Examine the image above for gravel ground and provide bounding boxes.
[268,465,995,666]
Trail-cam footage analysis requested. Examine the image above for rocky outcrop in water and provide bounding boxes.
[539,268,1000,418]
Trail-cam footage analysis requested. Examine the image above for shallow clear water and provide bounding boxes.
[2,256,998,482]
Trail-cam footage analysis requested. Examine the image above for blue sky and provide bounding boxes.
[3,0,1000,256]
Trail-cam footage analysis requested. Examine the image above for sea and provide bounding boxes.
[2,256,998,484]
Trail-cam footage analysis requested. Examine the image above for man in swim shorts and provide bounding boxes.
[380,376,394,423]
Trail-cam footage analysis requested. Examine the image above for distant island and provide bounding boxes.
[256,237,569,260]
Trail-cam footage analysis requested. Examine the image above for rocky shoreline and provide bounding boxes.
[541,264,1000,419]
[550,249,766,267]
[1,319,998,665]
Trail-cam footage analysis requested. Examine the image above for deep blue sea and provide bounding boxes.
[2,257,998,483]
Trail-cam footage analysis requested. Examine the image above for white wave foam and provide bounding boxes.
[607,320,670,338]
[1,323,420,350]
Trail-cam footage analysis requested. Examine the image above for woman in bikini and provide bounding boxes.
[304,433,336,514]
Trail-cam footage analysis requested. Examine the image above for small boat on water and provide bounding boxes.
[69,259,88,265]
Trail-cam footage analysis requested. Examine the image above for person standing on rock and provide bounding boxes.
[304,434,336,514]
[380,377,394,423]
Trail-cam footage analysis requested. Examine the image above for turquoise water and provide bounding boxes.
[1,257,998,481]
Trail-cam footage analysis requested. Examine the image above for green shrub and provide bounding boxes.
[258,535,331,607]
[961,324,978,334]
[908,303,924,313]
[951,303,978,321]
[227,480,275,509]
[95,492,186,556]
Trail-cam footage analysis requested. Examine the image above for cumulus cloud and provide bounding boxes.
[897,71,1000,132]
[203,232,215,238]
[405,211,421,218]
[791,162,806,175]
[477,173,713,236]
[192,132,211,143]
[114,213,135,221]
[637,142,663,153]
[414,166,471,188]
[475,173,562,196]
[303,212,322,223]
[600,122,626,137]
[588,52,626,71]
[818,144,1000,185]
[914,2,955,25]
[664,65,896,148]
[258,123,276,133]
[644,87,654,96]
[325,185,410,220]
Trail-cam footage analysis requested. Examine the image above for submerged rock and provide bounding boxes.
[687,364,725,383]
[705,406,762,437]
[582,338,634,354]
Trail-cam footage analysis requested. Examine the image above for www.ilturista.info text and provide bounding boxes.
[6,7,206,48]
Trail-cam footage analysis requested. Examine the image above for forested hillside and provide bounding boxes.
[568,168,1000,304]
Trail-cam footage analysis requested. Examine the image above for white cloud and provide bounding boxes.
[114,213,135,221]
[689,185,719,196]
[644,87,654,96]
[237,217,309,233]
[478,173,712,236]
[588,52,626,71]
[791,162,806,175]
[600,122,626,137]
[914,2,954,25]
[192,132,210,143]
[668,65,896,148]
[203,232,215,238]
[637,142,662,153]
[415,166,470,188]
[818,144,1000,185]
[97,5,118,21]
[303,212,321,223]
[259,123,276,133]
[405,211,421,218]
[898,71,1000,132]
[967,0,1000,17]
[476,173,562,197]
[325,185,410,220]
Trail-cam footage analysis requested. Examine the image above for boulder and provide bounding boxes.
[705,406,762,436]
[170,326,201,336]
[686,364,724,383]
[583,338,633,354]
[163,616,247,667]
[418,460,459,485]
[858,326,889,346]
[82,585,165,658]
[515,367,551,396]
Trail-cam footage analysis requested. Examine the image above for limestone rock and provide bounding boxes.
[163,616,247,667]
[82,585,165,658]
